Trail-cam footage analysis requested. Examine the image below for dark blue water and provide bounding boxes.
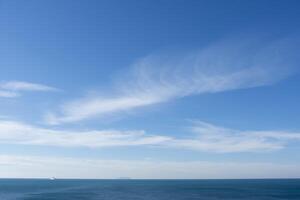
[0,179,299,200]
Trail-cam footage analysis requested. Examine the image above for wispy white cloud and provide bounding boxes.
[171,121,300,153]
[0,120,171,148]
[0,154,299,179]
[0,90,19,98]
[0,81,58,91]
[45,95,159,125]
[0,120,300,153]
[0,81,59,98]
[46,37,300,124]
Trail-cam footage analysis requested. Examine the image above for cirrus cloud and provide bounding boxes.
[0,81,59,98]
[46,36,300,125]
[0,120,300,153]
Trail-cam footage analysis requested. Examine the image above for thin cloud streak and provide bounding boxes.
[45,96,158,125]
[0,81,58,91]
[0,120,170,148]
[0,81,59,98]
[170,121,300,153]
[0,90,19,98]
[46,37,300,124]
[1,120,300,153]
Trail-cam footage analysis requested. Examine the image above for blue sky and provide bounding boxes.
[0,0,300,178]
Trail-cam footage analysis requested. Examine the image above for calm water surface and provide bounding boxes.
[0,179,299,200]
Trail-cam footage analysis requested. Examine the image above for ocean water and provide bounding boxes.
[0,179,299,200]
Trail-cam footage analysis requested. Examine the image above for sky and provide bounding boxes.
[0,0,300,179]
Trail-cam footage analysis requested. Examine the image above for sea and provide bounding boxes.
[0,179,299,200]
